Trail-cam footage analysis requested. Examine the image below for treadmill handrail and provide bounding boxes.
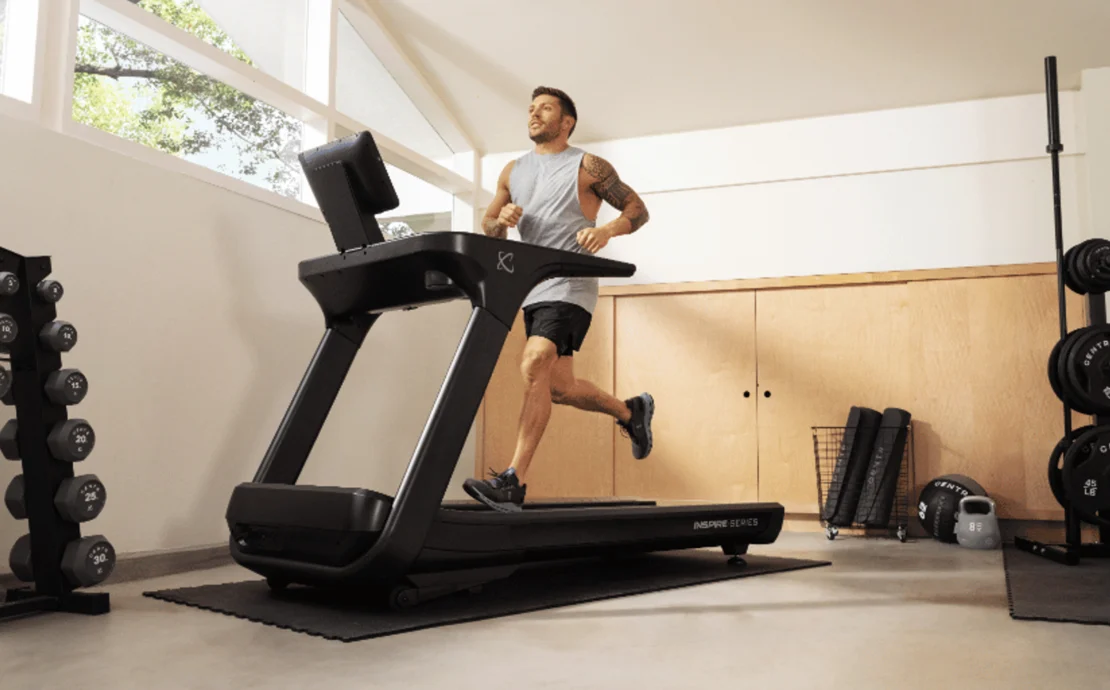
[298,232,636,328]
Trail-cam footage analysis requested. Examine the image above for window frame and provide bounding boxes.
[21,0,484,222]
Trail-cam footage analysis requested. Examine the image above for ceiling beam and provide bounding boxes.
[342,0,476,154]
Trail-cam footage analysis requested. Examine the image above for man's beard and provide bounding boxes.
[529,124,557,143]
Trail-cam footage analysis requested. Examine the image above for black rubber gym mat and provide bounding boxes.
[1003,544,1110,626]
[143,551,829,642]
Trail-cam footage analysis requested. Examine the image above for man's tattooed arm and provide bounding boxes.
[582,154,649,235]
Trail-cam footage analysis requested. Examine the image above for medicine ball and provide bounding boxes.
[917,474,988,543]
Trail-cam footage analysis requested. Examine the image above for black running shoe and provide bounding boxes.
[618,392,655,459]
[463,468,527,513]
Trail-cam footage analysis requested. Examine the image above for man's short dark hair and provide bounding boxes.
[532,86,577,137]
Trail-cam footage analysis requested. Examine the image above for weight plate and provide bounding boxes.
[0,365,10,400]
[1062,425,1110,516]
[1076,240,1101,293]
[1079,240,1110,294]
[1048,337,1066,401]
[1058,327,1098,414]
[1065,241,1092,295]
[1064,244,1088,294]
[1065,325,1110,415]
[1049,425,1094,510]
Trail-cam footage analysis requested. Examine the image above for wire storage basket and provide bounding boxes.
[812,424,915,542]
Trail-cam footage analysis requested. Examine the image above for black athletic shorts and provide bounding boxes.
[523,301,593,357]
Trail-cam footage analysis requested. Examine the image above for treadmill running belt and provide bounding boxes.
[145,550,829,642]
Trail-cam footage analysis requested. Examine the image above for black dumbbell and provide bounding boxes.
[9,533,116,588]
[0,313,17,346]
[0,365,10,401]
[4,474,25,519]
[5,473,107,522]
[63,536,116,588]
[1,419,96,461]
[0,272,18,297]
[48,419,95,462]
[55,474,107,522]
[0,419,17,460]
[40,321,77,352]
[9,533,33,582]
[36,279,63,304]
[45,369,88,406]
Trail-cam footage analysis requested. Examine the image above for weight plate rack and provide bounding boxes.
[1013,57,1110,566]
[1,246,113,621]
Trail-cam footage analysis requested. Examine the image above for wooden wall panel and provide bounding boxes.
[614,292,759,502]
[480,297,615,498]
[477,263,1088,523]
[904,275,1088,520]
[755,284,913,513]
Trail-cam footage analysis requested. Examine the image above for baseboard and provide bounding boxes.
[0,543,233,591]
[783,513,1099,544]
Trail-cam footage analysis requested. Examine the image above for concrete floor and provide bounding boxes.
[1,533,1106,690]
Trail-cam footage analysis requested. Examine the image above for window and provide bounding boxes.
[0,0,38,103]
[73,16,305,199]
[135,0,309,92]
[335,10,453,162]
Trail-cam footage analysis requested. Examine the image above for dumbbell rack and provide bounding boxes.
[0,247,110,619]
[1012,57,1110,566]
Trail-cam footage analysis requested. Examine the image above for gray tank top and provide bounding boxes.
[509,146,599,313]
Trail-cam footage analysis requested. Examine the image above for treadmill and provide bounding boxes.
[226,130,785,608]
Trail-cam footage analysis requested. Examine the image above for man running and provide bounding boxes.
[463,86,655,512]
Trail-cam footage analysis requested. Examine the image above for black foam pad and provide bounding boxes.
[144,551,830,642]
[853,407,912,526]
[823,407,882,526]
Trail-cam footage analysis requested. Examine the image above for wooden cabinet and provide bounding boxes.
[477,265,1082,522]
[900,275,1086,520]
[614,292,759,502]
[754,283,912,514]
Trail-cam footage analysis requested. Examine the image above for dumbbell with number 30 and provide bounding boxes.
[9,533,115,588]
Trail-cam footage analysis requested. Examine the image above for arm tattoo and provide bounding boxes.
[584,155,649,232]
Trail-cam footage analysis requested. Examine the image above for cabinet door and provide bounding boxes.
[480,297,615,498]
[903,275,1085,520]
[755,284,912,514]
[614,292,759,502]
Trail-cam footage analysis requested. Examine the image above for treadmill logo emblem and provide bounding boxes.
[694,518,760,530]
[497,252,515,273]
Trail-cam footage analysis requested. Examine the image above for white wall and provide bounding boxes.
[483,93,1087,285]
[1081,68,1110,238]
[0,114,477,571]
[196,0,307,92]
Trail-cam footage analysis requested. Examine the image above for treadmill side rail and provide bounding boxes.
[232,306,511,585]
[253,315,377,485]
[365,307,510,581]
